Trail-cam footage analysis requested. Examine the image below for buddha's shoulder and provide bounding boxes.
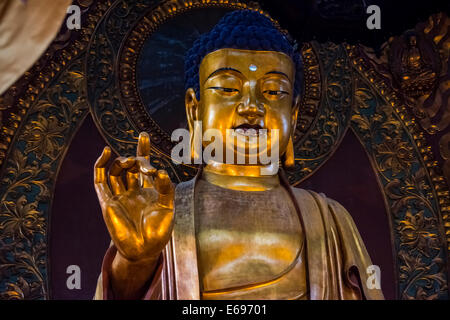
[287,186,352,219]
[288,186,332,203]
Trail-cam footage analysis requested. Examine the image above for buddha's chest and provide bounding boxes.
[194,182,302,293]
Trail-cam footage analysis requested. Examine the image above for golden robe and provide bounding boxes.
[94,170,384,300]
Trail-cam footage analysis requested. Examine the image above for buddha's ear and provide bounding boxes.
[185,88,199,136]
[185,88,202,163]
[290,95,300,136]
[283,95,300,170]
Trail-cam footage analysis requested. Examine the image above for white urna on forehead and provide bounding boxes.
[249,64,257,71]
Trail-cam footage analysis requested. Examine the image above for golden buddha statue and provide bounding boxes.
[399,33,437,96]
[405,35,424,73]
[93,10,384,300]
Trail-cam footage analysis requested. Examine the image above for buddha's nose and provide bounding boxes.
[237,85,265,122]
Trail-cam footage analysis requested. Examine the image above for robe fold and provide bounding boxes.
[94,171,384,300]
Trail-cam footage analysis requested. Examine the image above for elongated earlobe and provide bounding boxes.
[190,122,202,164]
[185,88,201,164]
[283,136,295,169]
[284,95,299,170]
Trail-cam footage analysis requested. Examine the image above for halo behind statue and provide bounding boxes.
[86,0,353,184]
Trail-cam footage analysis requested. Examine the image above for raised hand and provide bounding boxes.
[94,132,174,262]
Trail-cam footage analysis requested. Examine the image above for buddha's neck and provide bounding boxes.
[202,161,280,191]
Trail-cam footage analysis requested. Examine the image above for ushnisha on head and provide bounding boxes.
[184,10,304,169]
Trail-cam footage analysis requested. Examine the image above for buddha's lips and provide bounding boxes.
[233,124,265,137]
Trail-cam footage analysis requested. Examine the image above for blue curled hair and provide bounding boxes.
[184,10,303,100]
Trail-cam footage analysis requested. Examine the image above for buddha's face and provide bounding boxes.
[186,48,299,164]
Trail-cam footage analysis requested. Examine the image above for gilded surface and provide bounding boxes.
[195,176,305,297]
[161,175,384,300]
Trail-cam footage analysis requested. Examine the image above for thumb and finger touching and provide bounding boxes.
[109,157,136,195]
[95,132,174,210]
[94,146,113,203]
[94,135,174,256]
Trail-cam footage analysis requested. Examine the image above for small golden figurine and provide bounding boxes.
[93,10,384,300]
[398,33,437,96]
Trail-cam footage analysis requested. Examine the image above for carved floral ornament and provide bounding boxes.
[359,13,450,250]
[0,0,448,299]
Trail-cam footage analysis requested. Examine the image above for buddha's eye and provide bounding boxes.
[207,87,240,96]
[263,90,289,100]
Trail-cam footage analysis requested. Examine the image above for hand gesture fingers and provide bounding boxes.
[94,146,113,204]
[93,133,175,261]
[154,169,174,209]
[109,157,136,195]
[135,132,157,189]
[137,132,151,159]
[135,157,157,188]
[94,148,139,249]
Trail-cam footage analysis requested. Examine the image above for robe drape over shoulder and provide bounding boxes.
[94,171,384,300]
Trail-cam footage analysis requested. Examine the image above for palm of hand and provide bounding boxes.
[94,132,174,261]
